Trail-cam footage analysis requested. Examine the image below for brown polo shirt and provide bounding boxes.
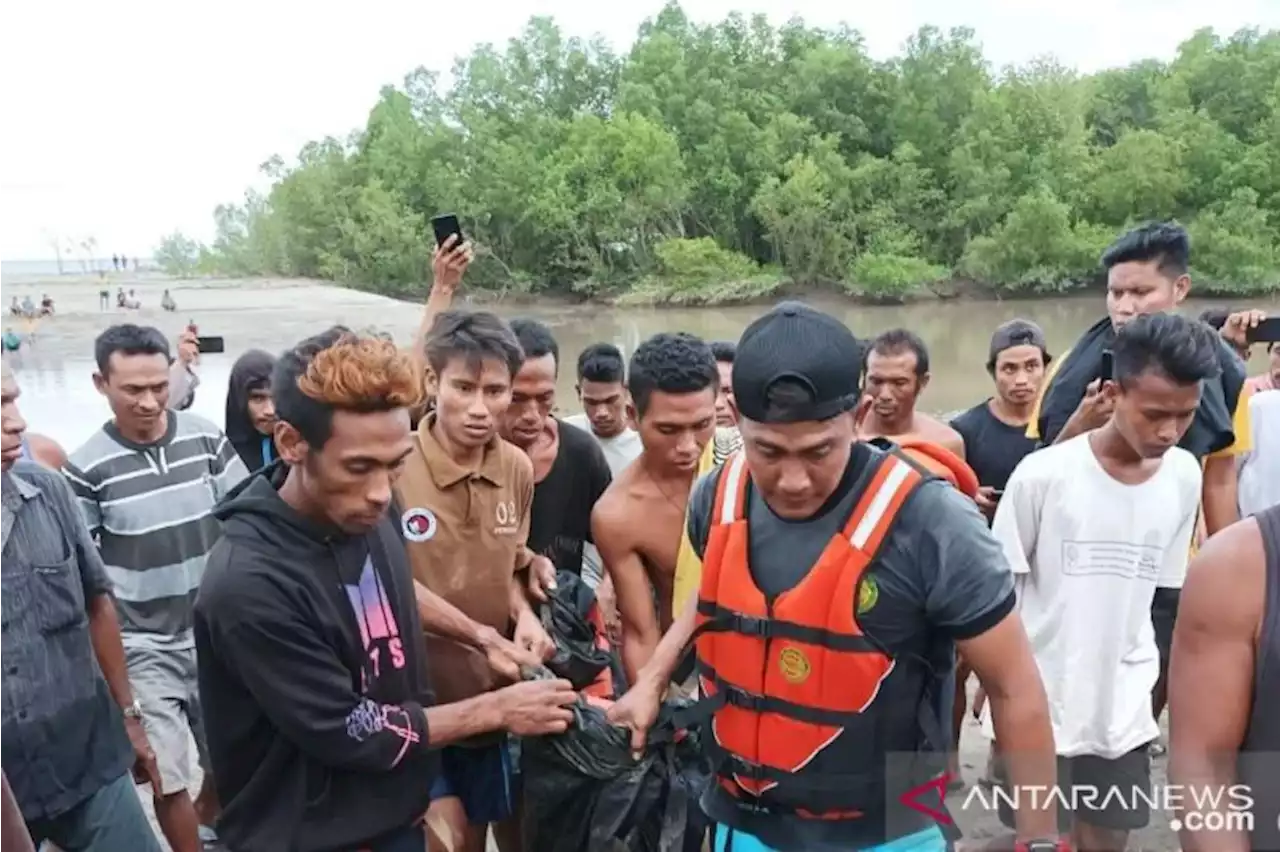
[394,414,534,703]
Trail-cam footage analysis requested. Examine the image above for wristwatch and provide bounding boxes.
[122,700,144,721]
[1016,840,1070,852]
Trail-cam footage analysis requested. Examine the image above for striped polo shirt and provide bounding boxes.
[63,411,248,650]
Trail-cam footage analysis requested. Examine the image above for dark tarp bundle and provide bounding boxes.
[1035,315,1247,457]
[540,570,626,693]
[522,693,710,852]
[521,572,710,852]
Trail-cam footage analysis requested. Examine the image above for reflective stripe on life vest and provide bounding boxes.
[695,450,924,806]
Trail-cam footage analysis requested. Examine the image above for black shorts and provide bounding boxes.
[1152,586,1182,678]
[997,747,1153,832]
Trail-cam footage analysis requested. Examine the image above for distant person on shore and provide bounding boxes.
[116,288,126,308]
[161,289,176,312]
[39,295,54,317]
[8,297,20,317]
[225,349,278,471]
[2,329,21,353]
[19,296,34,318]
[99,288,110,310]
[111,254,119,271]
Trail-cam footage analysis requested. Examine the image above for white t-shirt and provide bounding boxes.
[985,432,1201,758]
[563,413,643,477]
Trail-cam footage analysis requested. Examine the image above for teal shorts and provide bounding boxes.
[711,823,947,852]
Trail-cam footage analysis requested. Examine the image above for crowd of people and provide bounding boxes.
[1,220,1278,852]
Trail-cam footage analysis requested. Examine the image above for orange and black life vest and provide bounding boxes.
[880,437,980,499]
[692,448,949,821]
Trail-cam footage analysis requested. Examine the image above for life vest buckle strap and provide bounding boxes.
[696,601,882,651]
[702,668,873,726]
[723,683,766,713]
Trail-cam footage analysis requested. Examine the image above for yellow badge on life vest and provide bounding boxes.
[857,576,880,615]
[778,647,811,684]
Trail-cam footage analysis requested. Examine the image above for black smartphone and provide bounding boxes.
[430,213,464,249]
[1098,349,1114,382]
[1245,316,1280,344]
[196,336,225,355]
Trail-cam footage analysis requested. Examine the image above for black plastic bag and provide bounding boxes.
[522,695,710,852]
[521,573,710,852]
[540,571,619,692]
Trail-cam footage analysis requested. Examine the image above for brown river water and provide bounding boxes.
[2,274,1276,454]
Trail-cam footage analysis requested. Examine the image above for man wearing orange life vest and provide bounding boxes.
[608,302,1062,852]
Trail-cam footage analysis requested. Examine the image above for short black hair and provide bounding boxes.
[1102,222,1190,279]
[577,343,625,384]
[509,318,559,373]
[710,341,736,364]
[628,332,718,417]
[864,328,929,377]
[425,310,523,379]
[274,325,423,449]
[94,324,170,374]
[1112,312,1222,390]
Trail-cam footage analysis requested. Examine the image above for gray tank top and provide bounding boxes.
[1242,503,1280,851]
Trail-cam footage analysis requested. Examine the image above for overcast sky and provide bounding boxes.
[2,0,1277,260]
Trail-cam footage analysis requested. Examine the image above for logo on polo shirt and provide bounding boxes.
[401,507,438,543]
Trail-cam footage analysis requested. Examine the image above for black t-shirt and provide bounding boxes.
[528,420,612,576]
[951,399,1038,491]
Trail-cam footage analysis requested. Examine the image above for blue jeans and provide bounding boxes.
[26,773,162,852]
[711,824,948,851]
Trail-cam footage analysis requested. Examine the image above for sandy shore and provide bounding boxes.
[3,272,427,359]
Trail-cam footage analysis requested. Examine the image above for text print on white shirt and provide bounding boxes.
[1060,539,1163,581]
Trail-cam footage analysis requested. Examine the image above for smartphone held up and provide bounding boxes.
[1245,316,1280,345]
[431,213,464,250]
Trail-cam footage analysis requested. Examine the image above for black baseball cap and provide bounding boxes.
[733,301,862,424]
[987,319,1049,369]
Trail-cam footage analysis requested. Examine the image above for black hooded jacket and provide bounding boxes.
[225,349,279,472]
[194,465,438,852]
[1035,315,1247,457]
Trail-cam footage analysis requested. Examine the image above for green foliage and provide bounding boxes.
[154,232,204,278]
[847,254,948,299]
[620,238,782,305]
[180,9,1280,301]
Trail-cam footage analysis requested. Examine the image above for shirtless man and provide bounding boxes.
[857,328,966,458]
[1168,504,1280,852]
[591,333,722,685]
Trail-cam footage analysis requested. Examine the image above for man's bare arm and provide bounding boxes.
[634,591,699,693]
[593,503,663,686]
[414,580,484,647]
[958,611,1059,842]
[1168,519,1261,852]
[1201,455,1239,537]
